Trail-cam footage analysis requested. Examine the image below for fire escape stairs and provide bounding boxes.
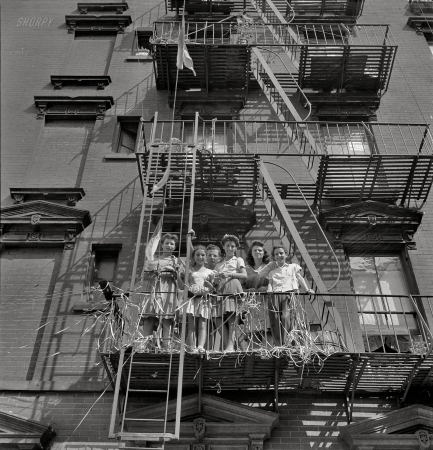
[257,159,356,352]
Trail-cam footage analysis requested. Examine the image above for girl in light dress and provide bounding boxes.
[214,234,247,352]
[141,233,182,351]
[182,245,215,353]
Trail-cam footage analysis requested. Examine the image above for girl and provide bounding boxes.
[244,240,272,290]
[141,233,182,351]
[258,245,314,346]
[244,241,275,347]
[182,245,214,353]
[214,234,247,352]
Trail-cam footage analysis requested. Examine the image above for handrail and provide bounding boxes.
[257,46,312,120]
[264,161,340,289]
[258,159,356,352]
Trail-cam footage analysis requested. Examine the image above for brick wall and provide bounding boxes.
[1,0,433,447]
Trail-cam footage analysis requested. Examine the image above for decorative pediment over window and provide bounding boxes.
[339,404,433,449]
[0,200,91,249]
[10,187,85,206]
[319,200,423,248]
[65,14,132,33]
[124,393,278,450]
[152,200,256,244]
[0,410,55,449]
[34,96,114,120]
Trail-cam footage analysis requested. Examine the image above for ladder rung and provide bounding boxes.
[128,389,168,393]
[124,418,164,422]
[116,432,177,441]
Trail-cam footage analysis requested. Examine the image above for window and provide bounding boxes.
[91,245,121,285]
[321,123,375,155]
[349,254,421,352]
[184,121,230,153]
[117,122,139,153]
[133,28,153,58]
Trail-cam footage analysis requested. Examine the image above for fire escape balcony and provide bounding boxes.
[275,23,397,110]
[100,293,433,396]
[152,21,253,109]
[152,22,397,113]
[135,119,433,210]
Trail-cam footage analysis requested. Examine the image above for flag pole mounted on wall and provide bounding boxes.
[177,9,196,76]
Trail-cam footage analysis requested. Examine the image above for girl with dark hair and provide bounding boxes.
[243,241,275,347]
[141,233,182,351]
[214,234,247,352]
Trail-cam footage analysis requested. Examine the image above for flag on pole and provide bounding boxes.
[145,218,163,262]
[177,14,196,76]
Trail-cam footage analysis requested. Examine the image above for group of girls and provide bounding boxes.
[140,232,314,353]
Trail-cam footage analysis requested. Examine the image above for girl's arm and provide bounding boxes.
[226,266,247,281]
[296,272,315,294]
[256,261,278,279]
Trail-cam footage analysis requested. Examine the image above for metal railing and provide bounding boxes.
[102,293,432,355]
[142,120,433,156]
[152,22,394,47]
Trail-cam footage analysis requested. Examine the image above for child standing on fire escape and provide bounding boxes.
[258,245,315,347]
[140,233,183,352]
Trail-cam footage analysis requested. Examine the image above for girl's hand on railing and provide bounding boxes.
[258,286,268,293]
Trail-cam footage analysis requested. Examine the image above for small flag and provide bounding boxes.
[145,218,163,262]
[177,14,196,76]
[151,167,170,194]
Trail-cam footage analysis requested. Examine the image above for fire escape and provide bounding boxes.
[100,0,433,446]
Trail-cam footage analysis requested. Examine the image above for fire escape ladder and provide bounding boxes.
[109,113,192,446]
[257,159,356,352]
[115,352,176,446]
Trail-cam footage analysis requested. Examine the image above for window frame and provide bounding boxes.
[181,116,234,154]
[319,122,377,155]
[346,246,423,352]
[113,117,148,155]
[87,244,122,289]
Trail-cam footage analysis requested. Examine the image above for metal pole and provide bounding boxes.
[175,112,199,438]
[108,113,158,438]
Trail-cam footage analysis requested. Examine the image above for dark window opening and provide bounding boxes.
[117,122,139,153]
[134,28,153,58]
[91,244,122,285]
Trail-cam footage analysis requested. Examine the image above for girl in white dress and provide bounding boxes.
[182,246,215,352]
[214,234,247,352]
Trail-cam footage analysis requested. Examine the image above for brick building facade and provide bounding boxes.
[1,0,433,449]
